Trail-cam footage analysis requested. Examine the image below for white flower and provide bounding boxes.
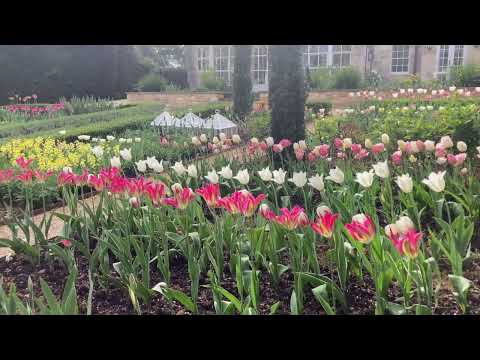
[308,174,324,191]
[265,137,274,147]
[440,136,453,148]
[385,224,399,237]
[250,137,259,145]
[218,165,233,180]
[355,170,375,188]
[477,146,480,159]
[343,138,352,149]
[91,145,104,158]
[365,138,373,149]
[352,213,368,223]
[431,90,437,96]
[191,136,201,146]
[200,134,208,143]
[99,139,106,143]
[78,135,90,141]
[272,169,287,185]
[219,133,226,142]
[396,174,413,193]
[392,93,398,98]
[126,138,133,144]
[427,105,433,111]
[289,172,307,188]
[119,148,132,161]
[152,160,164,173]
[205,170,219,184]
[136,160,147,173]
[316,205,331,217]
[146,156,158,169]
[449,86,456,92]
[172,161,186,176]
[63,166,73,173]
[298,140,307,150]
[106,135,115,141]
[399,89,405,94]
[232,134,241,144]
[372,160,389,179]
[234,169,250,185]
[395,216,415,235]
[457,89,464,95]
[59,130,66,135]
[212,136,220,145]
[476,87,480,93]
[422,171,446,192]
[436,157,447,165]
[424,140,435,152]
[92,138,98,143]
[187,164,198,178]
[457,141,467,152]
[381,133,390,145]
[257,167,273,182]
[326,167,344,184]
[119,138,127,144]
[110,156,121,169]
[409,155,417,163]
[134,137,142,143]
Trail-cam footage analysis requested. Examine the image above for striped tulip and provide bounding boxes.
[345,214,376,244]
[311,210,339,239]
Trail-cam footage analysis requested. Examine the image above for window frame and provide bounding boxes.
[391,45,411,74]
[303,45,352,69]
[197,46,209,72]
[252,45,269,85]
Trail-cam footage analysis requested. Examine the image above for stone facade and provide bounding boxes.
[126,91,225,108]
[185,45,480,91]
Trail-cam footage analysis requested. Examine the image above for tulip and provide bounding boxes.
[385,224,403,253]
[365,138,373,149]
[135,138,142,143]
[219,133,226,142]
[279,139,292,148]
[457,141,467,152]
[205,170,219,184]
[334,138,343,149]
[258,167,273,182]
[422,171,446,192]
[308,174,324,191]
[354,149,369,160]
[447,153,467,167]
[110,156,121,169]
[355,170,375,188]
[200,134,208,144]
[272,168,287,185]
[187,164,198,178]
[59,130,66,135]
[371,143,385,155]
[345,214,376,244]
[16,156,33,169]
[395,216,415,235]
[311,210,339,239]
[0,169,14,184]
[192,136,201,146]
[272,144,283,153]
[197,183,221,208]
[381,133,390,145]
[460,168,468,176]
[395,174,413,193]
[233,169,250,185]
[265,137,274,147]
[232,134,241,144]
[372,160,389,179]
[326,167,344,184]
[129,197,140,208]
[272,206,309,231]
[218,190,266,217]
[295,149,305,161]
[435,143,446,158]
[119,138,127,144]
[172,161,187,176]
[424,140,435,152]
[409,155,417,163]
[343,138,352,149]
[106,136,115,141]
[259,203,275,220]
[351,143,362,154]
[78,135,91,141]
[440,136,454,149]
[436,157,447,165]
[401,230,423,259]
[218,165,233,180]
[316,205,331,217]
[165,185,196,210]
[120,148,132,161]
[289,172,308,188]
[145,182,167,206]
[397,140,406,151]
[250,137,259,145]
[126,138,133,144]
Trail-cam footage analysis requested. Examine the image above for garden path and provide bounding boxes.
[0,146,248,258]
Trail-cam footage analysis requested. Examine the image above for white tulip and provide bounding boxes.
[257,167,273,182]
[308,174,324,191]
[63,166,73,173]
[436,157,447,165]
[424,140,435,152]
[136,160,147,173]
[152,160,164,173]
[440,136,453,148]
[355,170,375,188]
[265,137,274,147]
[234,169,250,185]
[187,164,198,178]
[395,216,415,235]
[422,171,446,192]
[232,134,241,144]
[343,138,352,149]
[372,160,389,179]
[59,130,66,135]
[457,141,467,152]
[212,136,220,145]
[126,138,133,144]
[91,145,104,158]
[352,213,368,223]
[191,136,201,146]
[219,133,227,141]
[119,138,127,144]
[92,138,98,143]
[200,134,208,144]
[396,174,413,193]
[205,170,219,184]
[298,140,308,150]
[326,167,345,184]
[106,135,115,141]
[427,105,433,111]
[172,161,186,176]
[99,139,106,143]
[120,148,132,161]
[316,205,331,217]
[272,169,287,185]
[289,172,308,188]
[449,86,456,92]
[385,224,399,237]
[381,133,390,145]
[78,135,91,141]
[475,87,480,93]
[365,138,373,149]
[218,165,233,180]
[110,156,121,169]
[134,137,142,143]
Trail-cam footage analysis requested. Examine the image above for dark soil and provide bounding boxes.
[1,249,479,315]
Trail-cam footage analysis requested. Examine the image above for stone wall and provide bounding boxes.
[126,92,226,108]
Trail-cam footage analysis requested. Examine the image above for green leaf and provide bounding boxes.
[212,285,242,313]
[415,304,432,315]
[269,301,280,315]
[290,290,298,315]
[386,302,406,315]
[448,275,472,296]
[39,278,62,314]
[312,284,335,315]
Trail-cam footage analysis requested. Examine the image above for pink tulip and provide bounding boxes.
[371,143,385,155]
[334,138,343,150]
[318,144,330,158]
[295,149,305,161]
[345,214,376,244]
[447,153,467,167]
[351,143,362,154]
[354,149,369,160]
[311,210,339,239]
[391,150,402,165]
[197,183,221,208]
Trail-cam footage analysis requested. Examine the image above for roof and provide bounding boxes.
[151,110,237,130]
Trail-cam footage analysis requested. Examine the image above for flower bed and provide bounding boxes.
[1,130,479,315]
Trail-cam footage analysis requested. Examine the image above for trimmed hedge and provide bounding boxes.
[306,100,333,115]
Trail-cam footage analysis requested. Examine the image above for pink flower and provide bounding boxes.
[334,138,343,150]
[269,205,309,231]
[311,210,339,239]
[345,214,376,244]
[165,186,196,210]
[57,170,76,187]
[295,149,305,161]
[391,150,402,165]
[33,170,54,183]
[447,153,467,167]
[435,143,446,158]
[218,190,266,217]
[197,183,221,208]
[307,152,317,162]
[0,169,15,184]
[279,139,292,148]
[416,140,425,152]
[16,156,33,169]
[16,170,33,183]
[402,230,423,259]
[88,175,105,192]
[272,144,283,153]
[371,143,385,155]
[351,143,362,154]
[336,151,346,159]
[61,239,72,247]
[318,144,330,158]
[354,149,369,160]
[145,182,167,206]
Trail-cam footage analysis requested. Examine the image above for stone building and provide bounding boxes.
[185,45,480,92]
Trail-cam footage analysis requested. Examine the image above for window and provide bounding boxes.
[437,45,465,80]
[303,45,352,69]
[214,46,233,85]
[252,45,268,85]
[391,45,410,73]
[332,45,351,67]
[453,45,464,66]
[197,46,209,71]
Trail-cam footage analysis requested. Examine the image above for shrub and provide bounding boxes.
[363,70,383,89]
[159,68,189,89]
[310,68,333,90]
[135,73,167,92]
[306,101,332,115]
[449,64,480,87]
[333,67,361,89]
[232,45,253,122]
[61,96,114,115]
[315,116,339,142]
[247,111,271,139]
[200,71,226,91]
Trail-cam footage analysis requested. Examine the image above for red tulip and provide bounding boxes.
[16,156,33,169]
[0,168,14,184]
[311,211,339,239]
[345,214,376,244]
[279,139,292,148]
[371,143,385,155]
[270,205,308,231]
[166,185,196,210]
[197,182,221,208]
[351,143,362,154]
[17,169,33,183]
[145,182,167,206]
[219,190,266,217]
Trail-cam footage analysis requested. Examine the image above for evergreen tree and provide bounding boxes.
[269,45,306,142]
[232,45,253,122]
